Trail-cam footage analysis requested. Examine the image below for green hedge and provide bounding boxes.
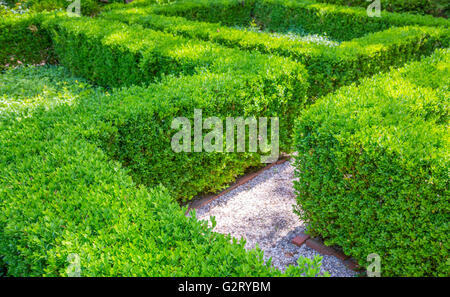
[0,65,323,276]
[101,8,449,98]
[43,16,306,98]
[99,7,325,53]
[2,0,122,16]
[252,0,449,40]
[305,25,449,97]
[81,70,307,201]
[0,65,94,120]
[148,0,449,41]
[148,0,255,26]
[0,13,55,70]
[316,0,449,18]
[43,14,308,149]
[293,49,449,276]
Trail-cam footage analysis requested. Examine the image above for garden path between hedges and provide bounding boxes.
[190,159,356,277]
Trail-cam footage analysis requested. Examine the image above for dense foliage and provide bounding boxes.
[80,71,308,200]
[1,0,448,277]
[43,15,306,96]
[0,13,54,70]
[293,49,449,276]
[0,66,324,276]
[1,0,121,16]
[316,0,449,18]
[145,0,449,41]
[101,7,449,97]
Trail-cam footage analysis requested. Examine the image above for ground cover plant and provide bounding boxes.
[0,0,448,278]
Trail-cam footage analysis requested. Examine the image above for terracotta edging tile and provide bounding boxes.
[292,233,310,247]
[294,237,360,271]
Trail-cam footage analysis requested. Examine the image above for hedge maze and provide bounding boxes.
[0,0,448,276]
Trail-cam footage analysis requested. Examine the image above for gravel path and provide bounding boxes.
[193,159,356,277]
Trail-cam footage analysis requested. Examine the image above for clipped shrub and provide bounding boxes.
[0,65,323,277]
[99,7,327,52]
[81,70,308,201]
[0,13,54,69]
[43,14,309,149]
[305,25,449,97]
[148,0,449,41]
[316,0,449,18]
[2,0,124,16]
[251,0,449,40]
[43,15,307,100]
[149,0,255,25]
[101,8,449,98]
[293,49,449,276]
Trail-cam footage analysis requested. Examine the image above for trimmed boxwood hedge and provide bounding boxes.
[2,0,124,16]
[0,13,55,70]
[305,25,449,97]
[252,0,450,40]
[146,0,449,41]
[42,15,307,100]
[316,0,449,18]
[0,66,323,277]
[80,71,307,200]
[100,7,449,98]
[293,49,449,276]
[3,11,309,198]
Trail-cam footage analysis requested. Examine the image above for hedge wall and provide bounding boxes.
[252,0,449,40]
[42,16,306,100]
[316,0,449,18]
[101,7,449,97]
[306,25,449,97]
[81,71,307,201]
[0,13,55,70]
[293,49,449,276]
[147,0,449,41]
[2,0,123,16]
[0,66,322,276]
[2,12,308,199]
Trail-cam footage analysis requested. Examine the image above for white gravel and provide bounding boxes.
[193,159,356,277]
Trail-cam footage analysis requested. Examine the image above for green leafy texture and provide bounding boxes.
[1,0,124,16]
[0,65,93,120]
[0,65,323,277]
[0,13,55,70]
[80,70,307,201]
[293,48,449,276]
[42,15,307,99]
[142,0,449,41]
[100,7,449,98]
[316,0,449,18]
[3,11,309,198]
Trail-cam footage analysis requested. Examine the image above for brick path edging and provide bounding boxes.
[292,233,360,272]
